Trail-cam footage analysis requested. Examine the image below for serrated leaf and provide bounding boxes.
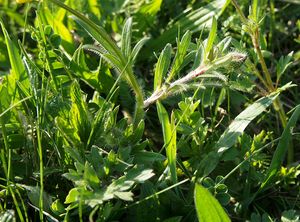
[194,183,231,222]
[84,162,100,189]
[276,51,293,81]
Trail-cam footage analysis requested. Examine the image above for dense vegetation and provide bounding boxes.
[0,0,299,221]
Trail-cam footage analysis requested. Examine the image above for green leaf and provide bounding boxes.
[281,210,300,222]
[106,166,154,200]
[154,43,172,90]
[22,185,53,213]
[40,7,75,53]
[65,188,80,204]
[87,0,101,18]
[260,104,300,190]
[199,92,280,176]
[167,31,191,82]
[70,81,91,144]
[144,0,230,55]
[121,17,133,59]
[0,210,16,222]
[0,21,29,86]
[204,16,217,60]
[51,199,65,215]
[157,102,177,184]
[276,51,294,82]
[131,37,150,63]
[194,183,231,222]
[84,162,100,189]
[48,0,144,126]
[133,151,166,164]
[250,0,260,22]
[216,92,279,154]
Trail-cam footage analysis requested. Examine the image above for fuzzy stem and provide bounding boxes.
[144,66,209,108]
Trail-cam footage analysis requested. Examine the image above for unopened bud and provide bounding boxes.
[213,51,247,68]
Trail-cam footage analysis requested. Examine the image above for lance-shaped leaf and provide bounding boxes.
[194,183,231,222]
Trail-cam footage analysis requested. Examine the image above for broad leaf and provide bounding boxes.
[194,183,231,222]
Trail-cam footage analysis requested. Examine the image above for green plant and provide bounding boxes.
[0,0,299,221]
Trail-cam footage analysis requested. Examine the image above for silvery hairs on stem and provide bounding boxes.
[143,51,247,108]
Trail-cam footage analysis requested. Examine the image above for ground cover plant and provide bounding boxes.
[0,0,299,221]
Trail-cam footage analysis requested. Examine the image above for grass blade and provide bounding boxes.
[157,102,177,184]
[199,92,281,176]
[194,182,231,222]
[48,0,144,126]
[260,104,300,190]
[0,21,28,84]
[216,92,279,154]
[144,0,230,55]
[204,16,217,60]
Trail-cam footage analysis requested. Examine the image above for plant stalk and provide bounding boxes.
[231,0,292,163]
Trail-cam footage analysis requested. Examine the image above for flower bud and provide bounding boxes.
[213,51,247,68]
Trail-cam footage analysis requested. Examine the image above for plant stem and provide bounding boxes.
[36,121,44,222]
[231,0,248,24]
[251,29,274,90]
[231,0,292,163]
[144,65,208,108]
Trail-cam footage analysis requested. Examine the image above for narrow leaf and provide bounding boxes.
[260,104,300,190]
[154,43,172,90]
[0,21,27,83]
[131,37,150,63]
[121,17,133,58]
[167,31,191,82]
[144,0,230,55]
[157,102,177,184]
[216,92,279,154]
[204,16,217,59]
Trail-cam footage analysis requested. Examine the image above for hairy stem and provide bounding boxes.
[144,66,208,108]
